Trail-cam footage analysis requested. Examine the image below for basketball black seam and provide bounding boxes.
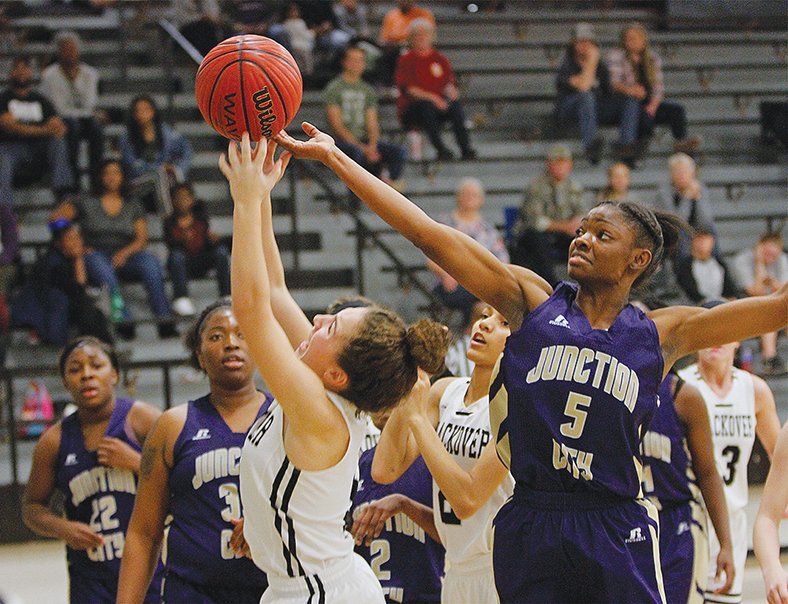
[205,59,247,135]
[244,59,298,127]
[198,47,300,78]
[239,37,251,137]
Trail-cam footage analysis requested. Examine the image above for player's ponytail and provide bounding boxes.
[338,308,450,414]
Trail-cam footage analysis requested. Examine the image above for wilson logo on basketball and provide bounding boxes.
[253,87,276,138]
[223,92,238,137]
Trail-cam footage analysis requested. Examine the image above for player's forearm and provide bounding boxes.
[697,472,733,550]
[398,496,441,543]
[753,515,782,576]
[371,407,419,484]
[231,203,272,318]
[22,502,70,539]
[116,529,161,604]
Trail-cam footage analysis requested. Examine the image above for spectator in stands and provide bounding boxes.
[395,18,477,161]
[40,31,106,192]
[295,0,352,78]
[169,0,227,56]
[333,0,371,41]
[555,22,640,166]
[0,56,74,208]
[282,2,316,75]
[509,144,585,285]
[654,152,719,263]
[674,226,740,304]
[732,232,788,375]
[119,95,192,216]
[606,22,701,163]
[428,178,508,327]
[50,159,177,340]
[597,161,640,203]
[323,45,407,190]
[164,182,230,317]
[377,0,435,86]
[229,0,290,47]
[11,218,113,346]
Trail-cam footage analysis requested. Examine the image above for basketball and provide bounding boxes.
[195,34,302,141]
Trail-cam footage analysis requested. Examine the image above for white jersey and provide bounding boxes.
[240,391,366,580]
[361,415,381,452]
[677,365,756,512]
[433,378,514,569]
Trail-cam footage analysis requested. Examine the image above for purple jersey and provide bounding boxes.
[55,398,162,604]
[352,447,444,603]
[164,394,269,596]
[490,282,664,498]
[641,375,697,509]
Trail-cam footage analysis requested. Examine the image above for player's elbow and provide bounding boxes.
[370,463,399,485]
[452,497,481,520]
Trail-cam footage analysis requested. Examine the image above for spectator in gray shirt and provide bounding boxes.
[509,144,585,285]
[41,31,106,192]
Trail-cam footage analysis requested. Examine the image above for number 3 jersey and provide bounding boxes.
[435,378,514,568]
[55,397,162,603]
[490,282,664,498]
[677,365,756,512]
[164,394,270,592]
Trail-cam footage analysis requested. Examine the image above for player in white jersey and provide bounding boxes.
[221,135,449,603]
[677,301,780,604]
[366,306,516,603]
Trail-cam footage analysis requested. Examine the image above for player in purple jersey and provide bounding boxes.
[643,373,733,603]
[117,299,270,604]
[23,336,162,604]
[350,410,444,604]
[276,121,788,604]
[754,420,788,604]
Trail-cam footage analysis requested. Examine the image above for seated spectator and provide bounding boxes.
[282,2,316,75]
[555,23,639,166]
[40,31,106,192]
[428,178,508,327]
[295,0,351,78]
[395,18,477,161]
[229,0,290,47]
[164,182,230,317]
[732,232,788,375]
[119,95,192,216]
[0,56,74,208]
[377,0,435,86]
[597,161,640,203]
[50,159,176,340]
[654,152,719,263]
[674,226,740,304]
[11,219,113,346]
[509,144,585,285]
[169,0,227,56]
[606,22,701,164]
[323,45,407,189]
[333,0,371,41]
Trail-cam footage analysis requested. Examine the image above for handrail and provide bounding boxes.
[292,159,452,323]
[156,18,202,121]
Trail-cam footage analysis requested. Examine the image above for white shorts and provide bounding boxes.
[706,506,747,604]
[261,553,384,604]
[441,559,497,604]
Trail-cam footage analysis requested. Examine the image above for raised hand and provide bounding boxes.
[274,122,337,163]
[219,133,290,209]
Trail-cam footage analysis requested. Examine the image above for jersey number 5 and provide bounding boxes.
[560,392,592,439]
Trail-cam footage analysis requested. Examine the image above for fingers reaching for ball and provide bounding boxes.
[219,133,291,208]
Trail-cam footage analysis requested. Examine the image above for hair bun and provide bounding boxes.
[406,319,451,375]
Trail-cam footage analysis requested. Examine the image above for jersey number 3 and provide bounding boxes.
[721,445,740,486]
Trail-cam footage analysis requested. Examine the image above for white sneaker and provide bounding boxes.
[173,297,196,316]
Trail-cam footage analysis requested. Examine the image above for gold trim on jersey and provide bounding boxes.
[489,356,511,470]
[688,499,709,604]
[636,497,667,604]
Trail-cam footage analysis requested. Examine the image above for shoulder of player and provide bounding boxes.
[128,400,164,440]
[750,373,776,406]
[34,421,63,459]
[430,376,459,403]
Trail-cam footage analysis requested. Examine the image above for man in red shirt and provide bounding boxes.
[395,18,477,161]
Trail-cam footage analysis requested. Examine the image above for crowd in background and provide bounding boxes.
[0,0,784,374]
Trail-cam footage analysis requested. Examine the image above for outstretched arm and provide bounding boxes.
[652,283,788,372]
[276,123,550,328]
[674,379,734,594]
[753,421,788,604]
[221,134,346,450]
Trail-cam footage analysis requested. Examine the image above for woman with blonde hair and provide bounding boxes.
[597,161,639,203]
[606,22,700,164]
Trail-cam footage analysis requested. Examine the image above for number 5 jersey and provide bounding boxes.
[56,397,163,603]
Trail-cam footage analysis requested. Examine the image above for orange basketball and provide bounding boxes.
[195,35,302,141]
